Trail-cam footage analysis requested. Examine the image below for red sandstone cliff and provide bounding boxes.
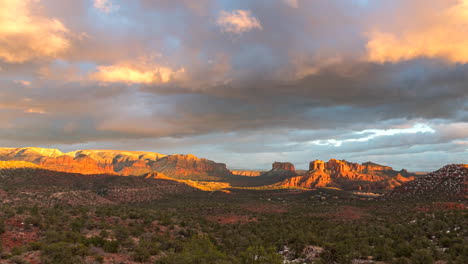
[0,147,232,181]
[277,159,416,190]
[231,170,264,177]
[149,154,232,181]
[259,162,298,182]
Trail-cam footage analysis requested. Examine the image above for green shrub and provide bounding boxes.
[411,249,434,264]
[103,240,119,253]
[0,219,5,234]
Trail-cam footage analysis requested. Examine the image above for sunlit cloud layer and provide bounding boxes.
[0,0,466,171]
[217,10,262,34]
[0,0,70,63]
[93,0,119,13]
[367,0,468,63]
[91,64,185,84]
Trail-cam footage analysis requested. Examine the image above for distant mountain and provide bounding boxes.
[386,164,468,200]
[0,147,232,181]
[0,147,427,191]
[274,159,416,191]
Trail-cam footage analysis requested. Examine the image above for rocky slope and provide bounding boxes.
[148,154,232,181]
[0,161,198,206]
[277,159,415,190]
[231,170,264,177]
[386,164,468,199]
[0,147,232,180]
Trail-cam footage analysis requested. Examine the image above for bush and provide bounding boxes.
[10,256,28,264]
[411,249,434,264]
[94,255,104,263]
[0,219,5,234]
[160,235,232,264]
[394,242,414,258]
[240,245,283,264]
[392,257,411,264]
[103,240,119,253]
[41,242,88,264]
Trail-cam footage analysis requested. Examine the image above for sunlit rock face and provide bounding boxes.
[272,162,295,172]
[0,147,232,181]
[277,159,416,191]
[280,170,332,189]
[310,160,326,171]
[38,155,115,175]
[231,170,264,177]
[149,154,232,181]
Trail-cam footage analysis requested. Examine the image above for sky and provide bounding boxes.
[0,0,467,171]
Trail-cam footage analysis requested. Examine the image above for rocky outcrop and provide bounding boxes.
[272,162,295,171]
[0,147,64,162]
[231,170,264,177]
[362,161,393,172]
[144,171,169,179]
[37,155,115,175]
[260,162,298,182]
[0,147,232,181]
[150,154,232,181]
[281,170,331,188]
[310,160,326,171]
[386,164,468,199]
[277,159,416,191]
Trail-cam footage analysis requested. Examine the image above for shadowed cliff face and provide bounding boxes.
[257,162,298,184]
[0,147,232,181]
[272,162,295,172]
[277,159,416,191]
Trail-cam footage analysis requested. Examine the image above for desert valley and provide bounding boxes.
[0,147,466,264]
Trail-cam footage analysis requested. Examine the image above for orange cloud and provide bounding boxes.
[91,64,185,84]
[367,0,468,63]
[217,10,262,34]
[25,108,46,114]
[0,0,70,63]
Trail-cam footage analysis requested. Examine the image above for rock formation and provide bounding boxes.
[272,162,295,171]
[231,170,264,177]
[277,159,416,191]
[37,155,114,175]
[310,160,326,171]
[149,154,232,181]
[0,147,232,181]
[259,162,297,182]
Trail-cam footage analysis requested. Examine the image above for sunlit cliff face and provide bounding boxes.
[0,0,466,171]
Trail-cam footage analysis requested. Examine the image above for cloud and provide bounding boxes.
[366,0,468,63]
[283,0,298,8]
[93,0,119,13]
[217,10,262,34]
[0,0,70,63]
[90,64,185,84]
